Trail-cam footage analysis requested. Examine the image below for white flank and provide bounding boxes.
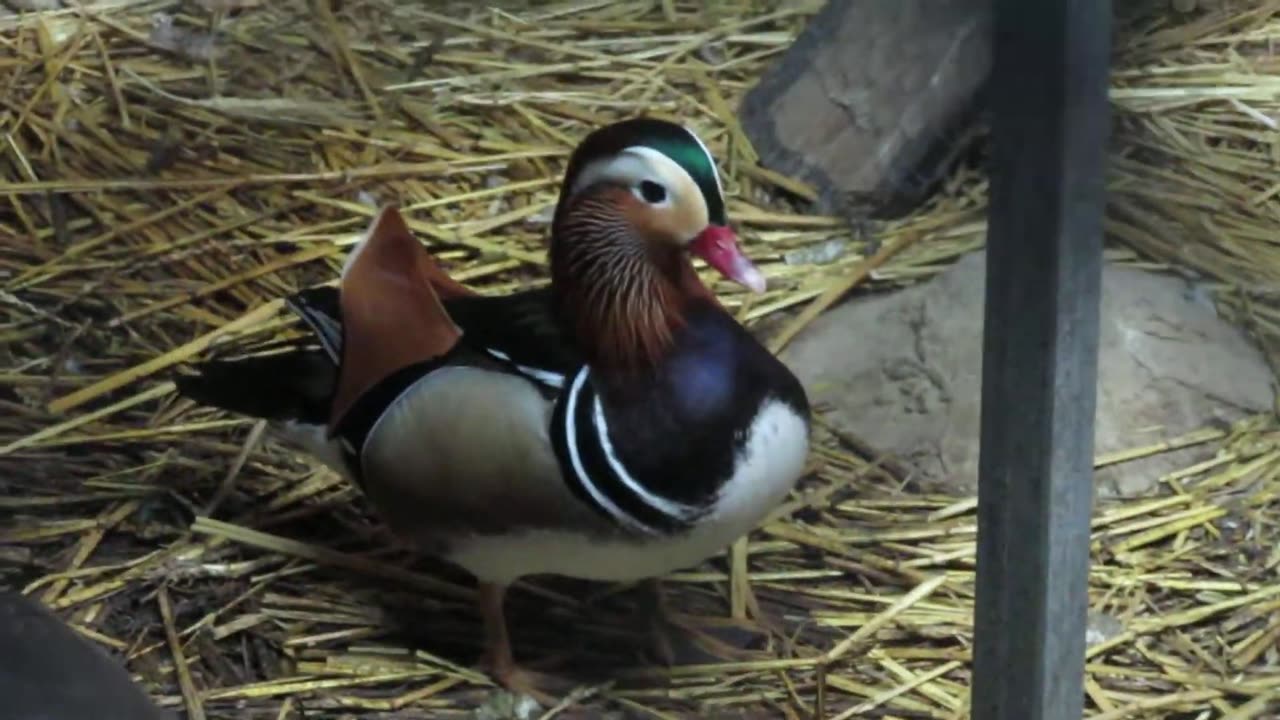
[276,420,352,479]
[449,398,809,585]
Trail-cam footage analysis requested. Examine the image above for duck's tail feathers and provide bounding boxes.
[285,286,343,363]
[173,349,336,426]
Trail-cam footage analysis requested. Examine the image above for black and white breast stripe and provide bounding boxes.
[550,366,709,536]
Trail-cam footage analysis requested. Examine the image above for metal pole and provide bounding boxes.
[970,3,1111,720]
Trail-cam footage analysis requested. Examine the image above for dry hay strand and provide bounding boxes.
[1,1,1278,718]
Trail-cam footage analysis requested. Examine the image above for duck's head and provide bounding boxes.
[549,117,763,369]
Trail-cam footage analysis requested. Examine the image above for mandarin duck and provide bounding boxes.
[175,117,811,696]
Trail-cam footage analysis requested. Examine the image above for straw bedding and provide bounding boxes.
[2,2,1279,718]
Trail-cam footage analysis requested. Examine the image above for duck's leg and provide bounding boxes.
[477,582,561,705]
[642,579,773,664]
[478,582,524,682]
[643,578,682,665]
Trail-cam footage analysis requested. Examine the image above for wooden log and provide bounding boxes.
[970,2,1112,719]
[738,0,991,219]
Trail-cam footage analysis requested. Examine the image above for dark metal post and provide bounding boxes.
[970,3,1111,720]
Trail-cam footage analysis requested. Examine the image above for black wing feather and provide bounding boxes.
[174,285,581,423]
[279,285,581,378]
[442,288,583,378]
[174,349,335,424]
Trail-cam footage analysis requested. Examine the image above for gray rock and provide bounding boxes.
[781,251,1273,497]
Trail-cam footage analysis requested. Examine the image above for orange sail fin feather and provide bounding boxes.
[328,206,466,432]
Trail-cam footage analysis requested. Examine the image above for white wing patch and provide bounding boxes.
[484,348,565,388]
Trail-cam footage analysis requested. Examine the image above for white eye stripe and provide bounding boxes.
[682,125,724,197]
[567,145,709,230]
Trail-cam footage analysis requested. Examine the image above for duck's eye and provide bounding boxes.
[637,180,668,204]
